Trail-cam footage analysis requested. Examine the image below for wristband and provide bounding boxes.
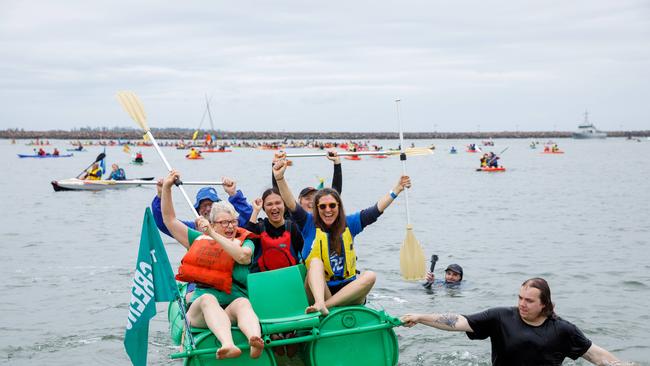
[389,190,398,199]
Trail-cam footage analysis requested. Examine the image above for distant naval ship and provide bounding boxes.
[573,111,607,139]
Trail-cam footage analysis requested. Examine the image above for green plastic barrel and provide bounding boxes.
[184,330,276,366]
[306,306,399,366]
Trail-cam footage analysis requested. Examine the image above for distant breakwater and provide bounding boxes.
[1,128,649,140]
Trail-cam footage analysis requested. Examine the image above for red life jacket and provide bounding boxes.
[256,220,298,272]
[175,227,254,294]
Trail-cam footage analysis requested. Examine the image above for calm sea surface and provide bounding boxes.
[1,138,648,365]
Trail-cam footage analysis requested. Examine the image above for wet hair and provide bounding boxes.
[312,188,346,255]
[521,277,556,319]
[208,201,239,223]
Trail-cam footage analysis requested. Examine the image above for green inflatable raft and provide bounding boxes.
[168,264,401,366]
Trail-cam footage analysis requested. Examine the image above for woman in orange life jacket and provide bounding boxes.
[272,157,411,316]
[161,170,264,360]
[245,187,305,357]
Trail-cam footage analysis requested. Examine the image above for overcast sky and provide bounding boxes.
[1,0,648,132]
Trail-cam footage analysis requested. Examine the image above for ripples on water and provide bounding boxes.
[1,139,649,365]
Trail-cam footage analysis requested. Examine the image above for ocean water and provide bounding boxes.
[1,138,648,365]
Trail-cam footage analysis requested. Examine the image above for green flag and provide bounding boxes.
[124,208,179,366]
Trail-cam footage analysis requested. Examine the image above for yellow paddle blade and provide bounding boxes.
[399,225,426,280]
[116,91,149,132]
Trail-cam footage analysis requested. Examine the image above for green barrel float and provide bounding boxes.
[306,306,399,366]
[184,330,276,366]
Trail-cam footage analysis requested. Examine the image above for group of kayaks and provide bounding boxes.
[18,153,73,158]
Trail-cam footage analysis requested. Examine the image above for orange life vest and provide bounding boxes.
[175,227,254,294]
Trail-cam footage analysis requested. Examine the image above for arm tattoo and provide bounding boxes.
[434,313,459,328]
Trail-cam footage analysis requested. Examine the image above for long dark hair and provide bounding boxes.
[522,277,556,319]
[312,188,346,255]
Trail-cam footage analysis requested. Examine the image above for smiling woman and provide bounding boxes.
[271,152,411,316]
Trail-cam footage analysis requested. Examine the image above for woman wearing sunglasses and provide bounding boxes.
[161,170,264,360]
[272,157,411,316]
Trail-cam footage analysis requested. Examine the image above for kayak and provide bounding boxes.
[51,177,155,192]
[131,160,145,165]
[476,167,506,172]
[18,153,73,158]
[168,264,400,366]
[466,150,479,153]
[542,151,564,154]
[66,148,86,152]
[345,156,362,160]
[186,155,204,160]
[372,155,388,159]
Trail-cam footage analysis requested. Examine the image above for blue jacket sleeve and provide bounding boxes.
[151,195,195,238]
[229,190,253,226]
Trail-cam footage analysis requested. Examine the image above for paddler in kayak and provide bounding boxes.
[161,170,264,360]
[186,147,201,159]
[272,156,411,316]
[425,263,463,288]
[52,148,60,156]
[107,163,126,180]
[134,151,144,163]
[152,177,252,238]
[37,148,46,156]
[401,277,627,366]
[487,152,500,168]
[80,162,103,180]
[479,154,489,168]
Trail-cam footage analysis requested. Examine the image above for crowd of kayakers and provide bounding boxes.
[139,150,627,365]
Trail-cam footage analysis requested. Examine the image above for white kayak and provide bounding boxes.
[51,177,155,192]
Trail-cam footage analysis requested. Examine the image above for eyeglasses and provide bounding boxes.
[214,219,238,228]
[318,202,338,210]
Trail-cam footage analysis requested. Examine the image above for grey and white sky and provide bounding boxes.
[1,0,648,132]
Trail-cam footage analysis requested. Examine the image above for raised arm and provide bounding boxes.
[161,171,191,249]
[326,150,342,193]
[401,313,473,332]
[377,175,411,213]
[272,156,297,212]
[195,217,253,265]
[222,176,253,225]
[249,198,263,224]
[581,344,625,365]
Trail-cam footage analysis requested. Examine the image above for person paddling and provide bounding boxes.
[107,163,126,180]
[161,170,264,360]
[80,162,103,180]
[272,156,411,316]
[401,277,629,366]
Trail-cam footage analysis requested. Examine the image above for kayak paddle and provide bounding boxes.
[111,180,224,186]
[116,91,199,218]
[75,152,106,179]
[395,99,426,281]
[422,254,439,289]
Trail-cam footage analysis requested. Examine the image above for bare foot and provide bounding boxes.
[249,336,265,359]
[216,344,242,359]
[306,302,329,316]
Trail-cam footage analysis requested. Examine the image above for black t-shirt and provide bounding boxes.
[463,307,592,366]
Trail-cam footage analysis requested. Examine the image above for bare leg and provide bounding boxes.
[226,298,264,359]
[304,258,330,316]
[325,271,376,308]
[186,295,241,359]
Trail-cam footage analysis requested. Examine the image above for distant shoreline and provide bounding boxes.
[1,128,648,140]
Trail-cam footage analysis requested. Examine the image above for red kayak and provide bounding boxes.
[372,155,388,159]
[185,155,204,160]
[466,150,479,153]
[345,156,362,161]
[200,149,232,153]
[476,167,506,172]
[541,151,564,154]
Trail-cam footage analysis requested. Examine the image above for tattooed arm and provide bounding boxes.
[400,313,474,332]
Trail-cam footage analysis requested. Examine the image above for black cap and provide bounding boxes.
[445,264,463,279]
[299,187,317,199]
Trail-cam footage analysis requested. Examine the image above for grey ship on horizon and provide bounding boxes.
[573,111,607,139]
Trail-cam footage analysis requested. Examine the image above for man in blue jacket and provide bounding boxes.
[151,176,252,237]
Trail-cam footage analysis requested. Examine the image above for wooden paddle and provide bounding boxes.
[285,147,433,158]
[75,152,106,179]
[116,91,199,218]
[395,99,426,280]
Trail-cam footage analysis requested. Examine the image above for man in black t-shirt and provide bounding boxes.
[401,277,628,366]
